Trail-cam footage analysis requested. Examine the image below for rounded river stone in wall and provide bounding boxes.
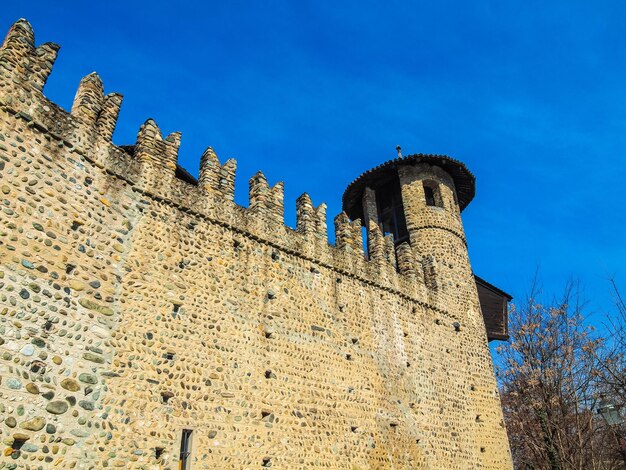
[46,401,69,415]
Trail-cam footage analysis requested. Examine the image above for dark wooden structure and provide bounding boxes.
[475,275,512,341]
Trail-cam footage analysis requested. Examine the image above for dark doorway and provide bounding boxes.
[179,429,193,470]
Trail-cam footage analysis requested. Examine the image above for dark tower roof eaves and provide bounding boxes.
[342,153,476,220]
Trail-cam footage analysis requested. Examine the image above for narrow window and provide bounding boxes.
[423,181,443,208]
[424,185,436,206]
[179,429,193,470]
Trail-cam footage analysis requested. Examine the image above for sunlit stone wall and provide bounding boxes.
[0,19,512,469]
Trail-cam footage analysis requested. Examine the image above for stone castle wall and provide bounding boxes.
[0,20,513,469]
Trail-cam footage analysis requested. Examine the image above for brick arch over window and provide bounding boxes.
[423,180,443,208]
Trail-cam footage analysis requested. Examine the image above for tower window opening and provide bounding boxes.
[423,181,443,208]
[375,176,409,246]
[424,186,436,206]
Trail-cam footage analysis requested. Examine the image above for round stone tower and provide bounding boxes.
[342,152,477,312]
[342,152,513,468]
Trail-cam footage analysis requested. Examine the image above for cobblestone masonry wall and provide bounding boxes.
[0,20,513,469]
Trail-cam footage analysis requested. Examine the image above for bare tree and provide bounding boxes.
[496,279,619,469]
[596,279,626,403]
[594,279,626,467]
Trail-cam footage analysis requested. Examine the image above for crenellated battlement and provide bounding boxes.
[0,18,437,304]
[334,211,363,255]
[0,19,59,92]
[135,118,181,173]
[249,171,285,224]
[295,193,326,238]
[71,72,123,141]
[198,146,236,201]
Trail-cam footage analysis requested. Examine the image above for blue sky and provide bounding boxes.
[3,1,625,321]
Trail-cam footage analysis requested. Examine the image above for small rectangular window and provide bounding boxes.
[423,181,443,208]
[179,429,193,470]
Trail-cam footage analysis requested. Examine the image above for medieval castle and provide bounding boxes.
[0,19,513,469]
